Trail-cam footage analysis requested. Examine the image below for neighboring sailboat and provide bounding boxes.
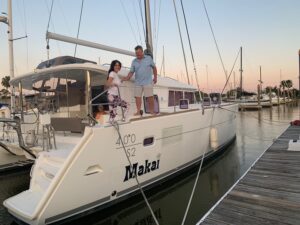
[3,1,237,224]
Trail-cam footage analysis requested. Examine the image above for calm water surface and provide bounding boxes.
[0,102,299,225]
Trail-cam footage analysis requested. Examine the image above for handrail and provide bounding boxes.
[89,88,109,104]
[1,118,37,159]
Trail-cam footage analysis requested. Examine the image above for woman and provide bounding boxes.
[106,60,129,122]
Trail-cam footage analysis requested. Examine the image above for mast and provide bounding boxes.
[206,65,209,94]
[280,69,282,97]
[7,0,14,80]
[239,46,243,97]
[144,0,153,55]
[7,0,15,112]
[298,50,300,97]
[162,45,165,76]
[259,65,262,93]
[233,71,236,99]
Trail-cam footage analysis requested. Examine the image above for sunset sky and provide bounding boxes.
[0,0,299,92]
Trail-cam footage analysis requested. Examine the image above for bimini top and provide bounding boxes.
[10,61,196,91]
[36,56,97,69]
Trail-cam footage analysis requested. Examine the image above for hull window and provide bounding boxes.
[168,91,184,106]
[179,99,189,109]
[143,95,160,114]
[143,137,154,146]
[184,92,195,104]
[210,93,222,104]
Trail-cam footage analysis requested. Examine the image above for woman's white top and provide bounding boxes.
[107,71,121,96]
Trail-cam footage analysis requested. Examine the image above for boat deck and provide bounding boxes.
[197,125,300,225]
[0,150,33,174]
[0,132,83,174]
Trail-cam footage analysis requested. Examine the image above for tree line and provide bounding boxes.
[0,76,10,99]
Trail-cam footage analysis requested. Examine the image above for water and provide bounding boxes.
[0,102,299,225]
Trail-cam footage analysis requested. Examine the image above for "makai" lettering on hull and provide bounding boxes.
[124,160,160,182]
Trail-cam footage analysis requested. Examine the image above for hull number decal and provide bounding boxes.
[116,134,139,157]
[126,147,136,157]
[116,134,136,146]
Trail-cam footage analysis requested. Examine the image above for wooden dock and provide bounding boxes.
[198,125,300,225]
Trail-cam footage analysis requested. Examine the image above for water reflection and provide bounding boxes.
[0,172,30,225]
[62,141,240,225]
[0,103,299,225]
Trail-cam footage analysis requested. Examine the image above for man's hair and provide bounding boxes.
[135,45,143,51]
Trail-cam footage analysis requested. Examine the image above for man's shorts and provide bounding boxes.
[134,84,153,98]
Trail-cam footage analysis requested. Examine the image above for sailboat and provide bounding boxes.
[3,1,237,224]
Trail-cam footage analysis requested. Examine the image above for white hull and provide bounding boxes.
[4,104,237,224]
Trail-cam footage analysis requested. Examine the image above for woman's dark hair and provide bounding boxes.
[108,60,122,79]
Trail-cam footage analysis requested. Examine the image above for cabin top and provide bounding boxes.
[36,56,97,69]
[10,62,196,91]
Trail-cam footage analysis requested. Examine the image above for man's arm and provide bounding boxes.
[123,60,135,82]
[122,72,134,81]
[153,66,158,84]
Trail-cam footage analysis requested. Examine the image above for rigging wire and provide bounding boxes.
[220,48,241,95]
[179,0,202,101]
[112,122,160,225]
[74,0,85,57]
[181,107,216,225]
[46,0,54,34]
[16,0,29,70]
[45,0,62,59]
[57,0,72,35]
[172,0,190,85]
[202,0,228,82]
[138,0,146,44]
[159,45,165,76]
[152,0,156,55]
[154,0,162,62]
[132,0,143,44]
[22,0,29,71]
[119,0,139,45]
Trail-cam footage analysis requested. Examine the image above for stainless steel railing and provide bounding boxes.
[89,86,125,122]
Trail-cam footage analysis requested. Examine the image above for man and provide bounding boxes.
[123,45,158,115]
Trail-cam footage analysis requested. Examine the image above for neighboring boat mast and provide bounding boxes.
[239,46,243,97]
[0,0,15,112]
[298,50,300,94]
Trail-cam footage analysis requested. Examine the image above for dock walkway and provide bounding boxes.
[198,125,300,225]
